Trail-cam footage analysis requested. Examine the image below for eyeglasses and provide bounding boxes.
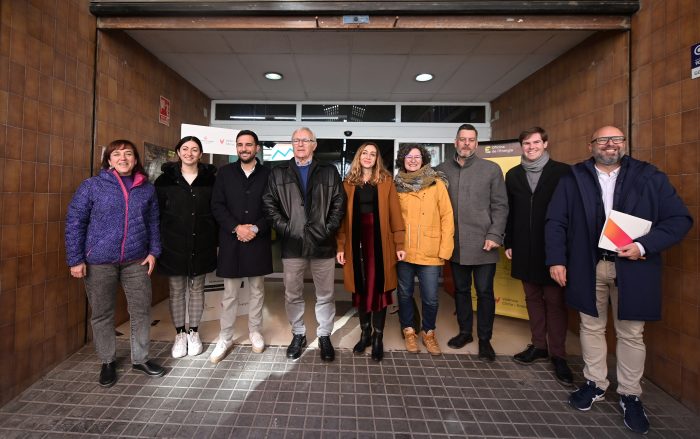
[405,155,422,160]
[291,138,316,144]
[592,136,625,145]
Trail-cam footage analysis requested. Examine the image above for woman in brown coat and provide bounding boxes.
[336,142,406,361]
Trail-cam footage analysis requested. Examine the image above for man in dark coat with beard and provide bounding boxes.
[545,125,692,434]
[209,130,272,363]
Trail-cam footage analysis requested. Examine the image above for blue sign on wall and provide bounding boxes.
[692,43,700,80]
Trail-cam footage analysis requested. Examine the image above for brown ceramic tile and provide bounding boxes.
[664,82,682,116]
[651,117,666,149]
[21,128,37,162]
[682,110,699,143]
[36,132,50,163]
[30,311,44,345]
[38,73,52,105]
[664,298,682,332]
[45,221,60,253]
[19,193,34,224]
[34,162,48,193]
[17,223,33,257]
[680,333,700,371]
[49,136,62,166]
[1,225,18,260]
[5,125,22,160]
[31,252,46,287]
[33,193,47,223]
[22,97,37,131]
[47,196,60,221]
[48,164,61,193]
[36,101,51,134]
[681,238,698,273]
[13,317,30,352]
[30,283,45,315]
[2,193,20,226]
[0,92,8,131]
[0,256,18,292]
[20,160,35,193]
[14,285,32,323]
[680,173,699,205]
[17,254,33,288]
[32,223,46,254]
[50,108,63,138]
[7,93,24,127]
[681,305,700,338]
[8,61,25,96]
[0,284,15,326]
[664,21,681,54]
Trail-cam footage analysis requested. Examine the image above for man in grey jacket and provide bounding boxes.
[436,123,509,361]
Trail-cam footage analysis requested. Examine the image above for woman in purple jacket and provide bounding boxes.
[65,139,165,388]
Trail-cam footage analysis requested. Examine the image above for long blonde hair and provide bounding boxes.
[345,142,391,186]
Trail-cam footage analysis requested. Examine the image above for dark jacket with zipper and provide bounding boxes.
[211,159,273,278]
[262,158,346,259]
[505,159,570,284]
[154,162,218,277]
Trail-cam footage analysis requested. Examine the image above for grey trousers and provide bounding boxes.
[83,261,152,364]
[282,258,336,337]
[218,276,266,342]
[168,275,205,328]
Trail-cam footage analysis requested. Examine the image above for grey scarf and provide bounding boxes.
[521,151,549,192]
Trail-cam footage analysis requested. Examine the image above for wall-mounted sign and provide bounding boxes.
[692,43,700,80]
[159,96,170,126]
[181,123,238,155]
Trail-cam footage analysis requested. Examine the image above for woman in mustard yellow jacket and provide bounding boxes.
[337,142,405,361]
[394,144,454,356]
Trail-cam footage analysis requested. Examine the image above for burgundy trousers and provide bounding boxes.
[522,281,568,358]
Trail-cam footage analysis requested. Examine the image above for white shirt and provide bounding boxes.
[595,165,645,256]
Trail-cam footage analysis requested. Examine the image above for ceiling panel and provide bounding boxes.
[125,29,594,102]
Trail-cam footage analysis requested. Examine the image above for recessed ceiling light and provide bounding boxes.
[415,73,434,82]
[264,72,283,80]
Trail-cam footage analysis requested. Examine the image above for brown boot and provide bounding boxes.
[403,327,419,353]
[421,330,442,356]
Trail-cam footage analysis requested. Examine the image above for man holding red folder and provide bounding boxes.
[545,125,692,434]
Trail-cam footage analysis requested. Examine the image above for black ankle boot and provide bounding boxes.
[353,310,372,354]
[371,331,384,362]
[353,324,372,354]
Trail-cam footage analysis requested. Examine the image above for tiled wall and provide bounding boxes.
[0,0,95,406]
[491,0,700,412]
[630,0,699,412]
[0,0,211,405]
[94,30,211,323]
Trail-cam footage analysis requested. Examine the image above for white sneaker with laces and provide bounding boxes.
[171,332,188,358]
[187,330,203,356]
[209,339,232,364]
[250,332,265,353]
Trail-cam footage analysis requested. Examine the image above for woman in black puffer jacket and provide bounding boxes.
[155,136,217,359]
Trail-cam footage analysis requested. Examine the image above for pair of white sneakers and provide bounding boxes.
[171,330,203,358]
[209,332,265,364]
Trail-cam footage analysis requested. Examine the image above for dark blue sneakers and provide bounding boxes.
[569,380,605,411]
[620,394,650,434]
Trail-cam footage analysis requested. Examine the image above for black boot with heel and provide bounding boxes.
[353,310,372,354]
[371,309,387,362]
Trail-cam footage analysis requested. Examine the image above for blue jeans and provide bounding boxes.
[396,262,441,332]
[450,262,496,341]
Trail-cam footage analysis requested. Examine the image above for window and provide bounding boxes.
[401,105,486,123]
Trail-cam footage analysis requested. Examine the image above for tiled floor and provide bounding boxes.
[1,278,699,438]
[1,340,699,438]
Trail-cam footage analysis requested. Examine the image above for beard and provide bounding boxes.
[457,148,475,159]
[593,148,625,166]
[239,154,256,164]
